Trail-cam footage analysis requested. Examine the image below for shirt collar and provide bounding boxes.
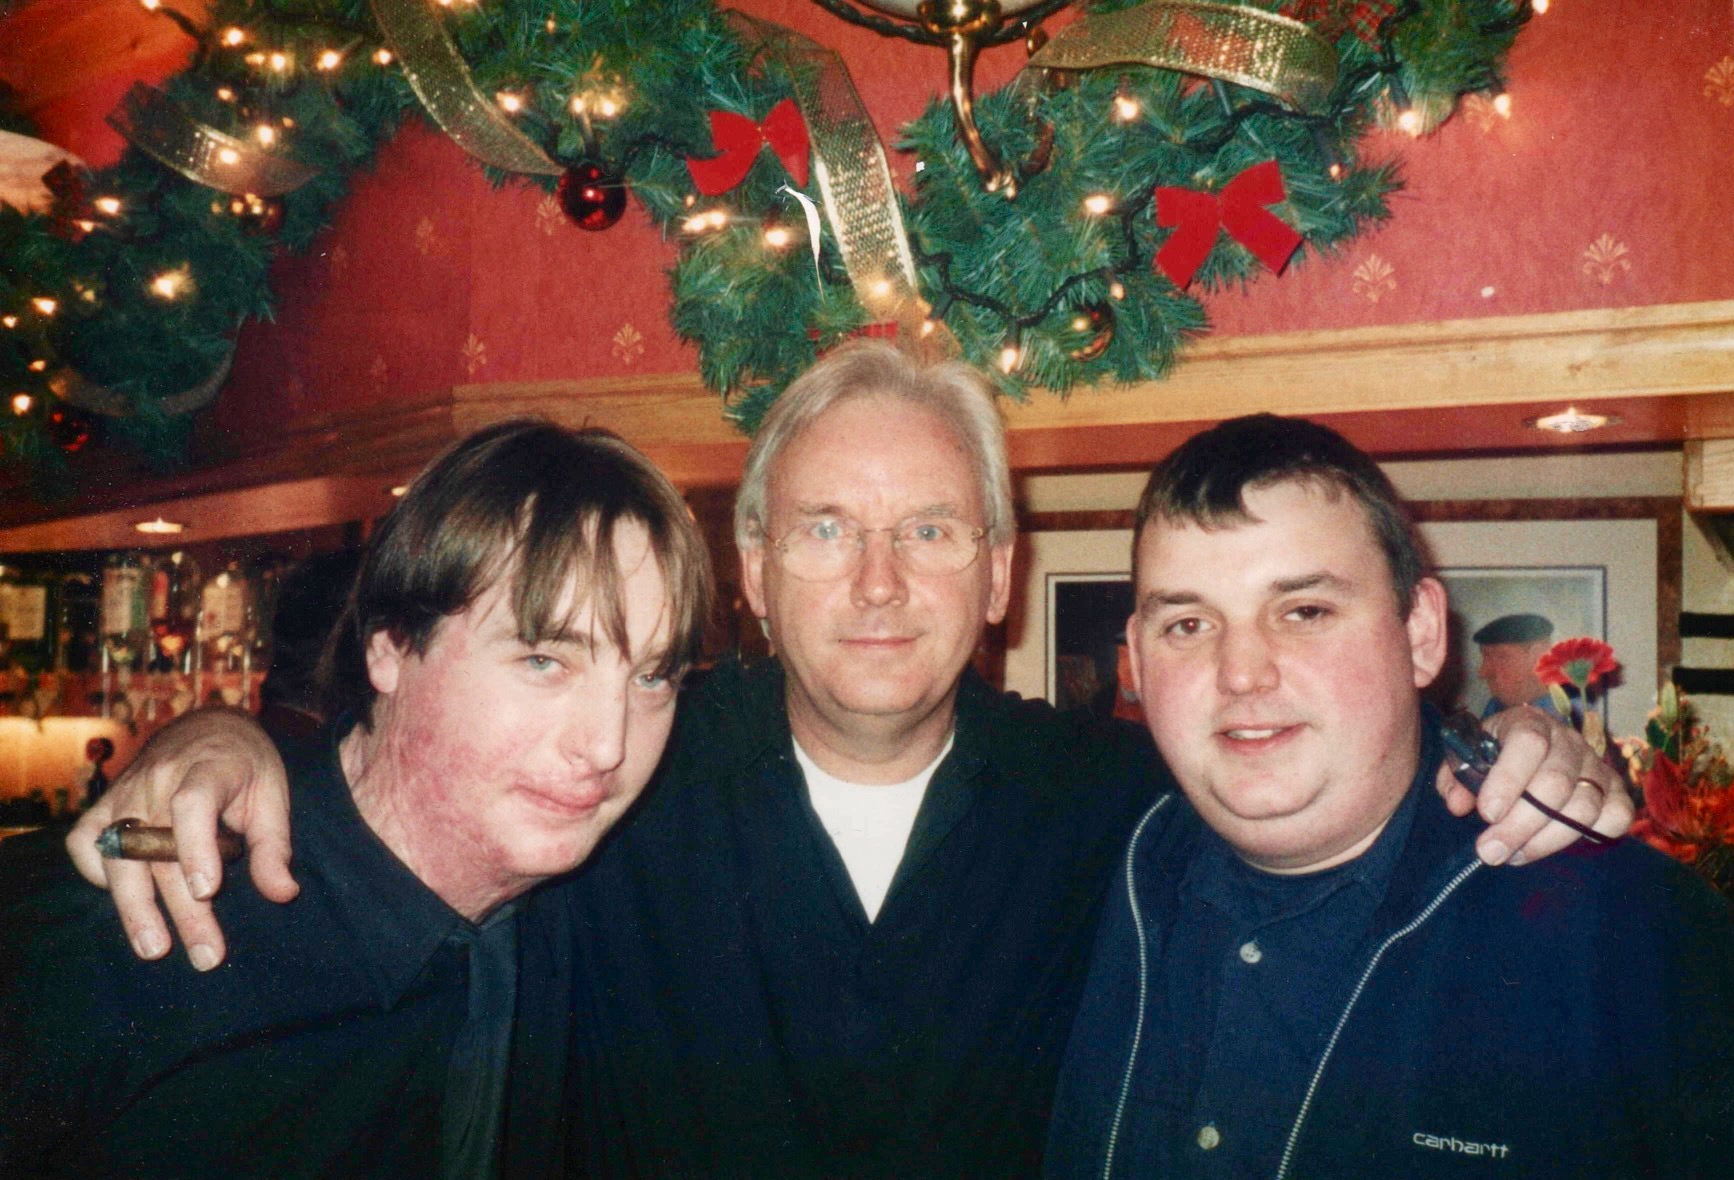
[1182,713,1433,923]
[294,722,498,1008]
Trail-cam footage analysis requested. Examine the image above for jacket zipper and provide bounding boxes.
[1100,794,1173,1180]
[1272,857,1485,1180]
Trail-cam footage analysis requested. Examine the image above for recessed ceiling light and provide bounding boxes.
[134,517,187,535]
[1525,407,1620,434]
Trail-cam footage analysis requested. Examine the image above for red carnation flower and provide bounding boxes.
[1534,637,1619,692]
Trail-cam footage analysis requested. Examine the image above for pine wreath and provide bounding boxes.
[0,0,1529,491]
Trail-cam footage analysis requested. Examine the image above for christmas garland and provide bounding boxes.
[0,0,1528,491]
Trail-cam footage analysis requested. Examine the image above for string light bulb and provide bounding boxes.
[139,0,160,9]
[1081,193,1113,216]
[150,270,190,300]
[11,394,32,415]
[1493,93,1512,118]
[26,359,46,372]
[268,51,291,72]
[94,197,122,215]
[763,225,792,249]
[683,209,729,234]
[1329,162,1344,179]
[1396,109,1421,135]
[919,319,938,338]
[1112,94,1140,122]
[30,298,56,316]
[1108,280,1126,301]
[596,96,621,118]
[218,147,241,165]
[0,316,16,328]
[221,27,246,46]
[1532,0,1548,11]
[998,339,1022,374]
[373,48,394,65]
[316,49,343,71]
[216,86,235,102]
[496,92,525,113]
[255,124,277,145]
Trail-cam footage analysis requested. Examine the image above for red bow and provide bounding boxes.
[686,99,810,195]
[1153,160,1302,289]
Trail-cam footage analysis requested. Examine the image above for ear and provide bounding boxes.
[983,541,1015,626]
[739,538,769,620]
[1406,577,1449,690]
[1125,612,1147,702]
[364,629,407,697]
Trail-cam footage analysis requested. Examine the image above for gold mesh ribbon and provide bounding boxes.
[1027,0,1338,114]
[728,12,939,344]
[369,0,562,177]
[107,84,320,196]
[52,347,233,417]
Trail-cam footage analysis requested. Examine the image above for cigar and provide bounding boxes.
[95,817,246,863]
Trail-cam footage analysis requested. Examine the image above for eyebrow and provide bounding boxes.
[1136,572,1358,616]
[789,502,965,520]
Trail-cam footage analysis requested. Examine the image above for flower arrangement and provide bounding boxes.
[1621,684,1734,897]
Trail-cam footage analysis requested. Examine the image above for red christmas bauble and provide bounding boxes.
[558,161,627,231]
[46,405,93,453]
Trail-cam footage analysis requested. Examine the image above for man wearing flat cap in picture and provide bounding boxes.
[1473,612,1561,719]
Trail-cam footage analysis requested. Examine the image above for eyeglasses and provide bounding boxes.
[770,516,988,582]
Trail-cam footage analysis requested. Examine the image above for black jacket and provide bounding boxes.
[0,730,576,1180]
[563,658,1165,1179]
[1047,727,1734,1179]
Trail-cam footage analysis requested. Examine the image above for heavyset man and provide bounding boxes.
[1048,416,1734,1178]
[66,344,1628,1178]
[0,422,712,1177]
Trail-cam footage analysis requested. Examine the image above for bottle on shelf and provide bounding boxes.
[100,552,150,721]
[200,561,255,707]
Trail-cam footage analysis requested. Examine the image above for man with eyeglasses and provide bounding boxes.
[68,343,1631,1179]
[1047,415,1734,1179]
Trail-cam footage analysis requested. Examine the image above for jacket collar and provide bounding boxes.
[1132,708,1487,940]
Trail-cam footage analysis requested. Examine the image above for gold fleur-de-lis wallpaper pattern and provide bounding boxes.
[612,323,645,364]
[1351,254,1396,304]
[461,333,488,376]
[1581,234,1631,286]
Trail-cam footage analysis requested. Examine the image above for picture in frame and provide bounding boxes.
[1431,565,1607,721]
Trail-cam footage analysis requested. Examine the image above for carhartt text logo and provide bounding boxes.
[1413,1131,1511,1159]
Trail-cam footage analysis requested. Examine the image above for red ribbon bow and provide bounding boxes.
[686,99,810,195]
[1153,160,1302,289]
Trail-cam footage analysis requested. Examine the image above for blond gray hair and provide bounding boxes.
[734,341,1015,551]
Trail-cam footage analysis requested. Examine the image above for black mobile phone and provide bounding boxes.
[1440,710,1501,792]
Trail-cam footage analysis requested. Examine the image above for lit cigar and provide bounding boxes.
[95,817,245,863]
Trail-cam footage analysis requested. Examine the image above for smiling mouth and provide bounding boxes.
[518,784,609,818]
[1217,724,1302,749]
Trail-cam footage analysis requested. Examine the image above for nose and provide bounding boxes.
[563,674,629,773]
[850,528,908,608]
[1216,623,1279,697]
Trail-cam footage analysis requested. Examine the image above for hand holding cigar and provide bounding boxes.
[95,817,246,863]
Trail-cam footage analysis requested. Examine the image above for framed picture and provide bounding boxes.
[1414,498,1679,739]
[1004,499,1679,740]
[1002,514,1134,714]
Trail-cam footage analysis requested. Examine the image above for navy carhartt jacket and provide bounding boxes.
[1047,725,1734,1180]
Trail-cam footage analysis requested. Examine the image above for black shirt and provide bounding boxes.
[1151,778,1419,1177]
[0,728,575,1180]
[564,658,1168,1179]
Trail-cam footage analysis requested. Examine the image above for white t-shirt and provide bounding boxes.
[793,734,952,922]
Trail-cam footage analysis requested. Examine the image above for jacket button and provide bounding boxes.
[1238,940,1263,964]
[1196,1124,1222,1151]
